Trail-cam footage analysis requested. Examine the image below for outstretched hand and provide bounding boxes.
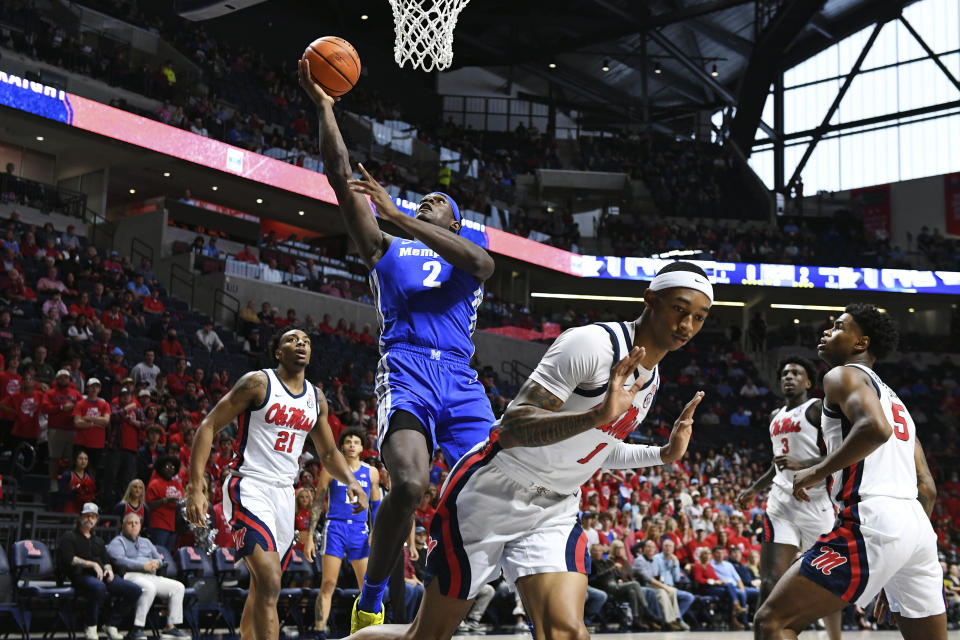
[347,164,399,222]
[662,391,704,463]
[598,347,647,423]
[298,58,335,109]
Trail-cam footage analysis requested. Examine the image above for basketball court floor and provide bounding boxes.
[451,633,960,639]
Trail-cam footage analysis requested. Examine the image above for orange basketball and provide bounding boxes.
[302,36,361,97]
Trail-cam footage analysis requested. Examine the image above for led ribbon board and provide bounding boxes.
[4,73,959,295]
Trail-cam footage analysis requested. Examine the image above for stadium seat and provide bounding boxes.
[176,546,233,637]
[212,547,248,631]
[0,545,30,639]
[11,540,76,638]
[277,548,315,633]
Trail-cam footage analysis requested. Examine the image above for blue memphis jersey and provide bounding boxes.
[327,463,372,521]
[369,238,483,360]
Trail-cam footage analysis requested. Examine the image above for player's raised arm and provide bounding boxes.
[499,346,647,449]
[915,440,937,516]
[299,59,388,269]
[603,391,703,468]
[348,165,495,281]
[185,370,268,525]
[308,387,367,513]
[792,367,892,501]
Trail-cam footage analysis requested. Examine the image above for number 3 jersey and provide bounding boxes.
[369,238,483,361]
[492,322,661,495]
[769,398,828,500]
[821,364,918,508]
[230,368,320,486]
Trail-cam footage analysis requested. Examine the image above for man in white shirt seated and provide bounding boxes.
[106,514,189,640]
[195,321,224,352]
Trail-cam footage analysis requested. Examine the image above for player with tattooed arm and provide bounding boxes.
[185,328,368,640]
[755,304,945,640]
[346,261,711,640]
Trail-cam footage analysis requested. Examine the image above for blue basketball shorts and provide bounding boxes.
[321,518,370,562]
[374,344,494,465]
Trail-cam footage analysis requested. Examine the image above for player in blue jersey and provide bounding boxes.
[312,429,382,635]
[300,60,496,631]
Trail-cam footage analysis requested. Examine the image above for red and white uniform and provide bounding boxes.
[223,369,319,561]
[798,364,943,618]
[762,398,834,549]
[426,322,663,599]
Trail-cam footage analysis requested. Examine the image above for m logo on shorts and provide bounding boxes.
[810,546,848,575]
[232,528,247,550]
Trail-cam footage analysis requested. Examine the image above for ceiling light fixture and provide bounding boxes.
[36,135,44,141]
[654,63,662,74]
[129,188,136,194]
[256,198,263,204]
[548,62,557,69]
[298,210,305,216]
[211,186,218,191]
[602,59,610,72]
[711,63,719,77]
[360,14,369,20]
[162,171,171,177]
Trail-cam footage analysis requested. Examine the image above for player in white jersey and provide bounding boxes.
[737,356,841,640]
[185,328,369,640]
[346,261,711,640]
[755,304,945,640]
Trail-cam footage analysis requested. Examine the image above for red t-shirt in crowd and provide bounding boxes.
[142,297,165,314]
[0,371,21,399]
[147,476,183,532]
[100,309,125,332]
[167,372,189,397]
[8,390,44,439]
[293,509,311,550]
[42,386,83,432]
[73,397,111,449]
[61,470,97,514]
[692,561,720,586]
[69,303,98,321]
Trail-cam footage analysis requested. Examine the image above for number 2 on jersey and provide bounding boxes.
[422,260,442,288]
[891,403,909,441]
[274,431,296,453]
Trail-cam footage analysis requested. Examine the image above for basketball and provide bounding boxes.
[302,36,361,97]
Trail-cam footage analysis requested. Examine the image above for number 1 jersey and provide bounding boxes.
[369,238,483,360]
[230,368,319,486]
[492,322,661,495]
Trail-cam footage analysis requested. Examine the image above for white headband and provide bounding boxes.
[648,270,714,304]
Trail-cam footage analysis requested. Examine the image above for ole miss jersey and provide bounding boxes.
[369,238,483,360]
[230,369,319,486]
[821,364,918,507]
[492,322,661,494]
[769,398,828,499]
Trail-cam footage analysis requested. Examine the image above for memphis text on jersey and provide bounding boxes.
[397,246,441,259]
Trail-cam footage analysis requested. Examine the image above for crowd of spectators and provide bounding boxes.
[0,203,959,632]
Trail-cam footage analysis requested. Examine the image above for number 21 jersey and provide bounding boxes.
[231,368,319,486]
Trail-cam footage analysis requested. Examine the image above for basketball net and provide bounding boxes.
[389,0,471,72]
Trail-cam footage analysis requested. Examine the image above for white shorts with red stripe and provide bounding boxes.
[222,474,295,563]
[799,496,944,618]
[762,485,835,549]
[424,436,588,600]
